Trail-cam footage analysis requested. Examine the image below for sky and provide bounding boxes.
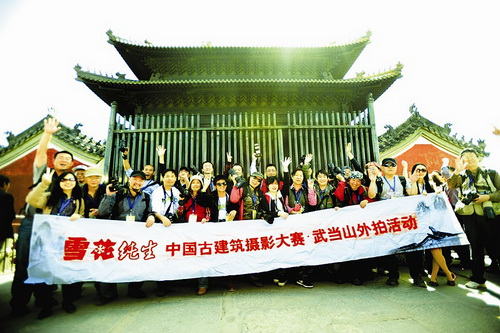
[1,0,499,167]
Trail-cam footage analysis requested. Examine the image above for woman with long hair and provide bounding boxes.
[409,163,456,287]
[177,175,211,294]
[26,169,85,318]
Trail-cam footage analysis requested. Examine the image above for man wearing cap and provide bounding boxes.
[121,147,159,196]
[73,165,87,187]
[376,157,427,288]
[230,171,266,221]
[96,170,155,304]
[82,167,106,218]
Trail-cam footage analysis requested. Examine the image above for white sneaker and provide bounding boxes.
[465,281,486,289]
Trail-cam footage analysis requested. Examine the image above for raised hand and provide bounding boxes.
[105,184,118,196]
[368,169,378,182]
[409,170,419,183]
[156,145,166,157]
[304,153,313,165]
[43,117,60,135]
[281,157,292,171]
[41,168,54,186]
[345,142,354,159]
[226,152,233,163]
[454,157,468,174]
[401,160,408,170]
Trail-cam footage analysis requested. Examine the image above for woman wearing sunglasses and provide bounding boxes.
[409,163,456,287]
[26,168,85,318]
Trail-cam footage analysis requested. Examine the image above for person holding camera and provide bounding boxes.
[248,144,285,193]
[96,170,155,304]
[121,147,159,196]
[229,171,268,286]
[225,152,247,194]
[447,148,500,289]
[230,171,266,221]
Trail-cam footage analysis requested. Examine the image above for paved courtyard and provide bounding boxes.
[1,264,499,333]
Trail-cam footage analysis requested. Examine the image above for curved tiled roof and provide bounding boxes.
[0,117,106,158]
[106,30,372,81]
[378,106,488,157]
[106,29,372,52]
[75,64,402,87]
[75,64,402,115]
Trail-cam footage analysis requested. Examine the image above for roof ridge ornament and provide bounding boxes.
[106,30,116,41]
[409,103,419,115]
[116,72,126,80]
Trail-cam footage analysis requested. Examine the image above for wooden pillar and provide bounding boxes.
[103,101,117,180]
[367,93,380,162]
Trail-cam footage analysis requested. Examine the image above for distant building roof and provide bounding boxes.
[0,117,105,169]
[378,104,488,159]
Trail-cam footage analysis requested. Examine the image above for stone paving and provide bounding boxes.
[1,264,499,332]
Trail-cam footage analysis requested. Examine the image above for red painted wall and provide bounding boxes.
[393,144,457,174]
[0,148,86,214]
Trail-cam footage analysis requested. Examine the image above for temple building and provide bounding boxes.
[75,30,402,177]
[378,104,488,173]
[0,119,105,214]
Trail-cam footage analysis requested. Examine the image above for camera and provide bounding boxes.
[482,200,496,219]
[254,143,262,158]
[108,177,126,193]
[118,140,127,153]
[190,165,201,176]
[328,162,343,178]
[179,187,190,199]
[228,168,245,188]
[461,190,496,220]
[461,189,479,205]
[262,213,275,224]
[165,212,175,221]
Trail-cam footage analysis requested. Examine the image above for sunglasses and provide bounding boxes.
[383,163,396,167]
[216,182,227,186]
[415,168,427,173]
[60,178,76,183]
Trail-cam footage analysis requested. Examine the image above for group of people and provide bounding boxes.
[5,117,500,320]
